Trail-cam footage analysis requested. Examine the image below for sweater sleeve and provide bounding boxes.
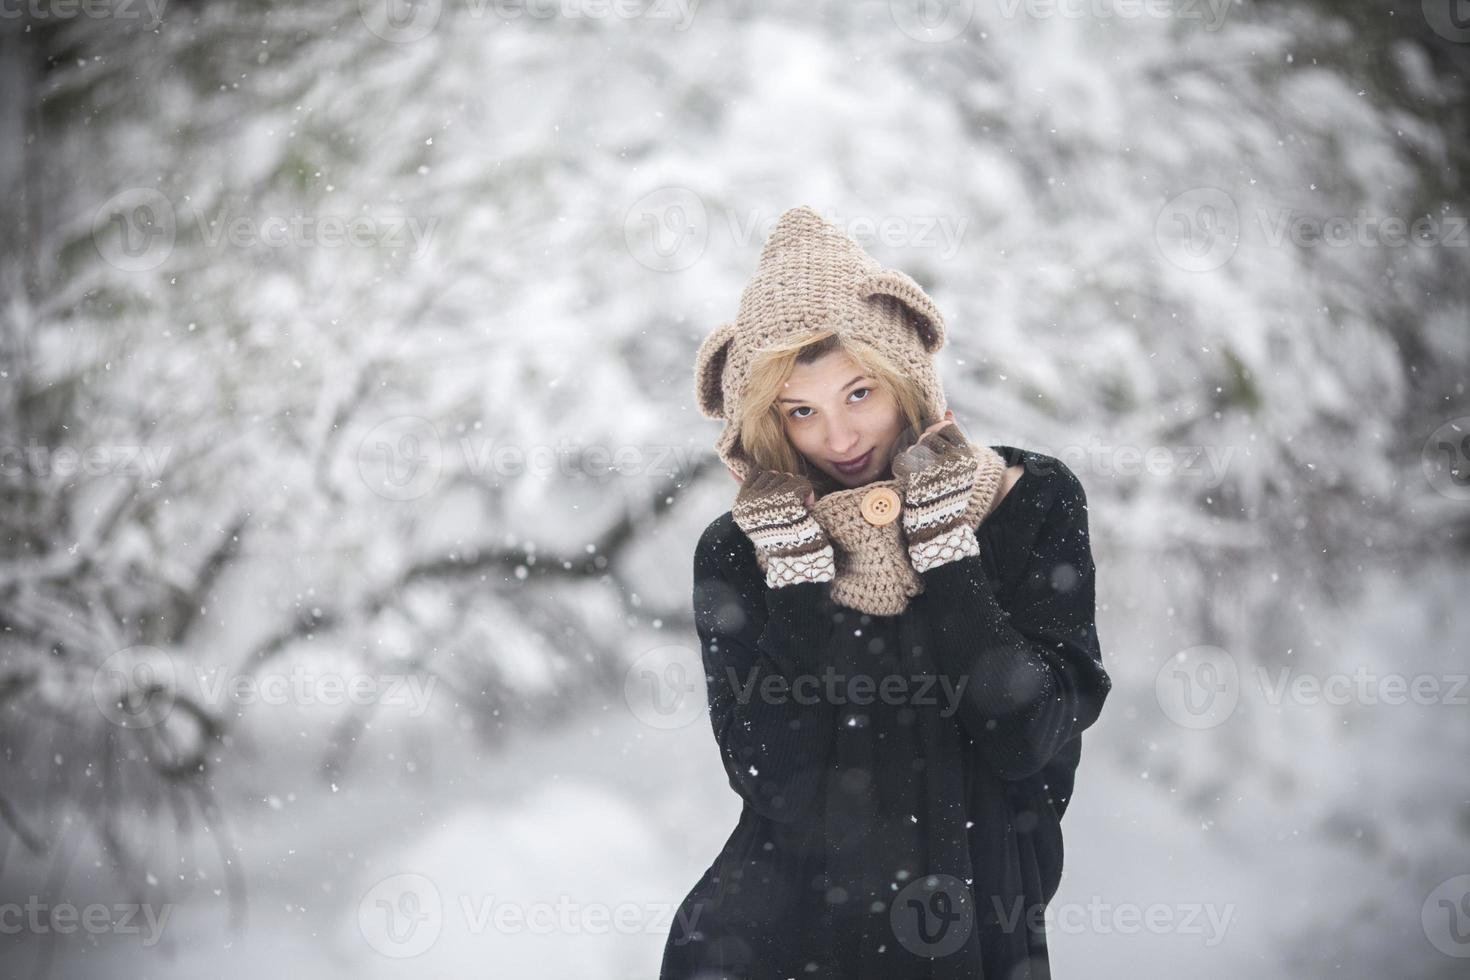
[692,518,841,823]
[914,467,1112,782]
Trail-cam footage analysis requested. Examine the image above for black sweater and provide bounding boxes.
[660,445,1112,980]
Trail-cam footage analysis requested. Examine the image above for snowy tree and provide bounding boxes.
[1,1,1467,977]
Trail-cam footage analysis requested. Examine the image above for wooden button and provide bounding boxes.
[860,486,901,526]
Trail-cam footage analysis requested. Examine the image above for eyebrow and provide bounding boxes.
[777,375,870,404]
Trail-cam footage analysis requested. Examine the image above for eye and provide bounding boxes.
[850,387,871,403]
[788,406,812,420]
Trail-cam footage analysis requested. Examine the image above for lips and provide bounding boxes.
[832,448,873,474]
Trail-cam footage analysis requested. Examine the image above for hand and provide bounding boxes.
[890,409,958,484]
[922,408,957,441]
[731,470,834,589]
[891,414,990,573]
[729,464,815,509]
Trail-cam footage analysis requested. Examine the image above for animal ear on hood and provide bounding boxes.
[694,321,737,419]
[858,269,946,353]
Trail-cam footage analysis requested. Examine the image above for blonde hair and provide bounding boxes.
[737,330,931,478]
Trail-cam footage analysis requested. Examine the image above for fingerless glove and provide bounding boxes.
[731,470,836,589]
[892,423,1004,573]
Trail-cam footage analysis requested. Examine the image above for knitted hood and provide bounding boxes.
[693,205,950,484]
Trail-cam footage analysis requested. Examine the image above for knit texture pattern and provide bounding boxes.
[897,430,994,573]
[765,547,836,588]
[910,524,982,572]
[732,474,838,589]
[695,203,1007,615]
[803,442,1008,616]
[693,205,949,485]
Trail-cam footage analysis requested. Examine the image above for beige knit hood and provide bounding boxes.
[693,204,950,485]
[692,205,1008,617]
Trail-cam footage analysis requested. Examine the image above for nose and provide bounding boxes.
[826,420,861,458]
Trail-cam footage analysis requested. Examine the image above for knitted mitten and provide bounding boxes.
[892,423,996,573]
[732,470,837,589]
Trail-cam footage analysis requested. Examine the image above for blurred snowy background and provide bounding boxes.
[1,0,1468,977]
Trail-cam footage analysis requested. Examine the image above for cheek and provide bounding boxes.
[869,398,904,438]
[783,420,814,453]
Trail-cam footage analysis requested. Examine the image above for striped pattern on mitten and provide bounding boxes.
[731,470,836,589]
[892,424,999,573]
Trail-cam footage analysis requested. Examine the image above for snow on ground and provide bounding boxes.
[4,554,1465,980]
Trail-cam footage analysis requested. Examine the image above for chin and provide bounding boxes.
[828,464,873,487]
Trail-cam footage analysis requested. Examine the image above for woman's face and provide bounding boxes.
[778,349,908,489]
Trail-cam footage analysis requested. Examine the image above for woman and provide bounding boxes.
[660,206,1111,980]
